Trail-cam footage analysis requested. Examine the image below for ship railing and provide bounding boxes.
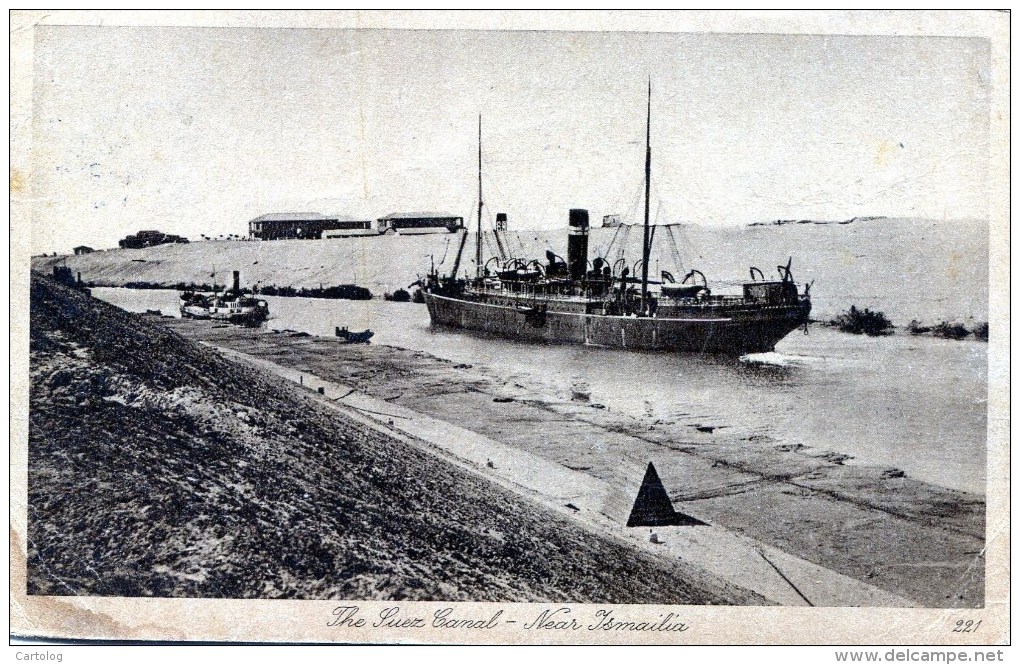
[467,282,589,301]
[659,296,808,312]
[467,283,807,310]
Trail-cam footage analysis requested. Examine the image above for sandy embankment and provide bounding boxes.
[27,276,764,605]
[165,318,986,608]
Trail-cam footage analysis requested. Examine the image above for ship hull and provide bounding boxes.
[424,292,809,354]
[180,303,268,327]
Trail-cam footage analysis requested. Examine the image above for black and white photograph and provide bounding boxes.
[10,10,1008,647]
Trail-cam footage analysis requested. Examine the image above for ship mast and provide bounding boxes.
[476,115,483,279]
[640,80,652,309]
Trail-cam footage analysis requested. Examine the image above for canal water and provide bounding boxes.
[93,287,987,495]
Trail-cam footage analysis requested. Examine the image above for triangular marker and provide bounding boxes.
[626,462,706,527]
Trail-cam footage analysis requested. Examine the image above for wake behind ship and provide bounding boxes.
[423,85,812,355]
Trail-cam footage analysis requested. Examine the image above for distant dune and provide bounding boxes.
[748,215,889,226]
[33,217,989,324]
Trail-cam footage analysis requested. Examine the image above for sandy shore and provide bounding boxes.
[161,317,986,608]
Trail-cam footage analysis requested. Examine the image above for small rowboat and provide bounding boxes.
[335,326,374,344]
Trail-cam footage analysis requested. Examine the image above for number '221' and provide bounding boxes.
[953,620,981,633]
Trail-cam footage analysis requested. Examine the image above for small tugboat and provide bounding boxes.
[335,326,374,344]
[179,270,269,327]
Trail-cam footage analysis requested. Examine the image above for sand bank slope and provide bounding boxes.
[27,276,760,604]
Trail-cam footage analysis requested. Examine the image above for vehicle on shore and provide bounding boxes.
[50,265,91,295]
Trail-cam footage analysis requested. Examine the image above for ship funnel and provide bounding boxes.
[495,212,508,232]
[232,270,240,293]
[567,208,589,281]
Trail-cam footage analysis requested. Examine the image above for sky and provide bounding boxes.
[30,26,991,253]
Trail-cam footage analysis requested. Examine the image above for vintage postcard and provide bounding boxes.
[10,10,1009,647]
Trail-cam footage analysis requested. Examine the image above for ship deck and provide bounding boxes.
[463,285,805,318]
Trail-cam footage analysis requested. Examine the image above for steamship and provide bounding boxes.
[423,86,812,355]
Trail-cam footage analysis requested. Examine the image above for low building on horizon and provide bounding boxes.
[118,230,189,249]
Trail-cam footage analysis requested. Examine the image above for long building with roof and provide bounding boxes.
[248,213,376,240]
[377,212,464,235]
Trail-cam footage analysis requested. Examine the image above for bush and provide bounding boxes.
[907,320,931,335]
[258,284,372,300]
[931,321,970,340]
[384,289,411,302]
[908,319,987,341]
[314,284,372,300]
[832,306,894,336]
